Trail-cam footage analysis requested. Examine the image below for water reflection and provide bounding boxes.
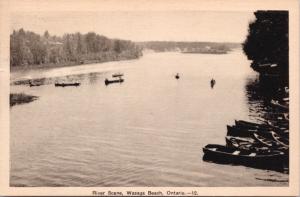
[245,76,289,127]
[10,51,289,187]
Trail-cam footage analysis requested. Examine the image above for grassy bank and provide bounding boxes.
[10,93,38,106]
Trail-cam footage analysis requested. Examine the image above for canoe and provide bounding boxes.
[112,73,124,78]
[105,78,124,85]
[202,144,286,170]
[271,131,289,147]
[55,82,80,87]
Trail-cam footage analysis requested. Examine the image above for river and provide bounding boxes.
[10,50,289,186]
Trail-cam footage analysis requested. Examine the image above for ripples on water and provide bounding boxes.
[10,51,288,186]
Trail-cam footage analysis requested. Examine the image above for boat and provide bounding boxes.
[226,125,263,138]
[266,120,289,131]
[105,78,124,85]
[29,81,42,87]
[202,144,286,170]
[225,136,254,149]
[112,73,124,78]
[271,131,289,148]
[235,120,271,130]
[270,99,288,111]
[235,120,288,136]
[225,136,270,153]
[253,132,281,147]
[54,82,80,87]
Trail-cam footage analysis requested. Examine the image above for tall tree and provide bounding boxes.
[243,11,288,78]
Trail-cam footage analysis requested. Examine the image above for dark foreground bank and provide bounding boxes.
[10,93,38,107]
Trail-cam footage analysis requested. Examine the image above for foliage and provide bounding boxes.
[243,11,288,76]
[10,29,142,68]
[137,41,240,53]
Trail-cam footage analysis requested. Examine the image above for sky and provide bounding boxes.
[11,11,255,43]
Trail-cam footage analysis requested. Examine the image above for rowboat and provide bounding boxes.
[55,82,80,87]
[225,136,270,153]
[105,78,124,85]
[202,144,286,170]
[235,120,271,130]
[270,99,288,111]
[112,73,124,78]
[227,125,263,138]
[235,120,288,137]
[253,132,280,147]
[29,81,42,87]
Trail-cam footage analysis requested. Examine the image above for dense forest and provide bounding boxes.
[10,29,143,69]
[243,11,288,80]
[137,41,241,53]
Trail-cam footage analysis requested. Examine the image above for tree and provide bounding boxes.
[243,11,288,78]
[44,30,50,39]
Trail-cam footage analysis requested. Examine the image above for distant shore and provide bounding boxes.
[11,53,142,73]
[182,50,227,54]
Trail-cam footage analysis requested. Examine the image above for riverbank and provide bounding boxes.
[10,93,38,106]
[10,52,142,73]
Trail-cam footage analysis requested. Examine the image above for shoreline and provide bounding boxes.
[10,54,142,73]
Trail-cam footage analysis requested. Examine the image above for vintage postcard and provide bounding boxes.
[0,0,299,196]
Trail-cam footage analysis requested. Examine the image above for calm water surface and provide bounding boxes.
[10,50,288,186]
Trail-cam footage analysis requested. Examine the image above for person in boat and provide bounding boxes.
[175,73,180,79]
[210,78,216,88]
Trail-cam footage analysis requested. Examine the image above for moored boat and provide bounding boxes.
[271,131,289,148]
[253,132,281,147]
[226,136,271,153]
[55,82,80,87]
[226,125,264,138]
[270,99,288,111]
[203,144,286,170]
[105,78,124,85]
[29,81,42,87]
[112,73,124,78]
[235,120,270,130]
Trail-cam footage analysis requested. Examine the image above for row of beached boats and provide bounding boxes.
[203,118,289,172]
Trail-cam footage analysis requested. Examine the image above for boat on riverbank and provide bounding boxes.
[55,82,80,87]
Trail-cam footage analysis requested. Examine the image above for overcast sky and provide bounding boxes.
[11,11,255,43]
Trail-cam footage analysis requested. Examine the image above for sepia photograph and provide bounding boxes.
[0,0,299,196]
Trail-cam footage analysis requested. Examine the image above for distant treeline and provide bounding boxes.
[10,29,143,68]
[137,41,241,53]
